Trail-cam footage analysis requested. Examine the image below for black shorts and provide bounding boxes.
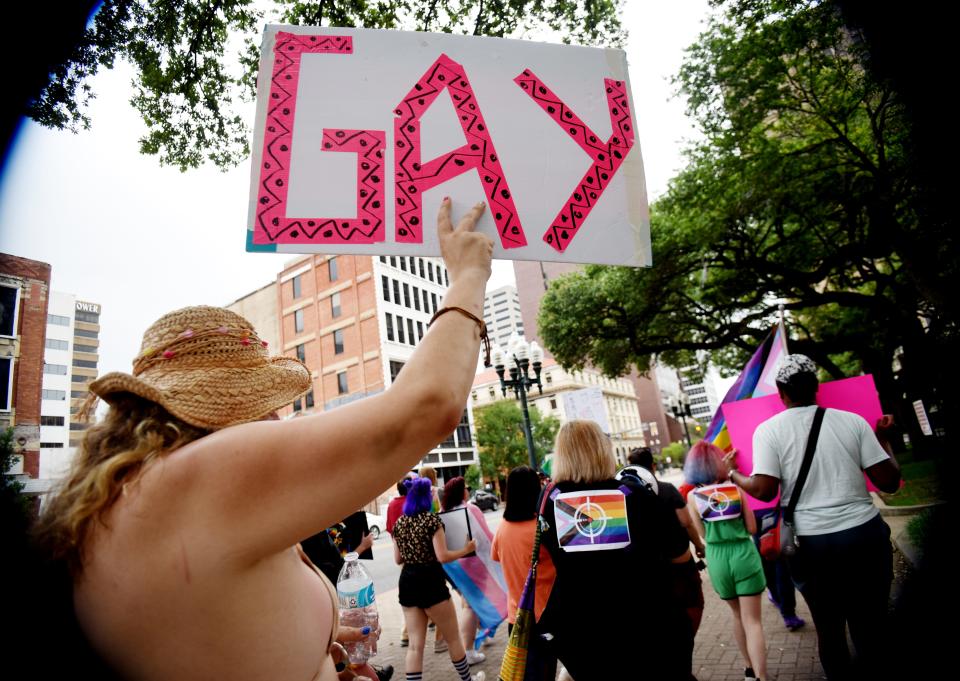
[398,563,451,609]
[670,557,705,609]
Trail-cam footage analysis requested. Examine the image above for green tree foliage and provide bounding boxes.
[27,0,625,170]
[464,462,481,490]
[539,0,956,429]
[474,400,559,482]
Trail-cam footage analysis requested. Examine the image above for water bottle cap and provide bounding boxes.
[344,551,360,561]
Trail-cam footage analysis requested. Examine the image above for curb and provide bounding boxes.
[871,492,943,516]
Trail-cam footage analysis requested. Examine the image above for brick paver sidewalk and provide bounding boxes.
[369,577,823,680]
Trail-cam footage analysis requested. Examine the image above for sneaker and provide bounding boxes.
[373,664,394,681]
[465,650,486,665]
[744,667,756,680]
[471,673,486,681]
[481,636,494,648]
[784,615,806,631]
[433,639,448,653]
[400,637,408,648]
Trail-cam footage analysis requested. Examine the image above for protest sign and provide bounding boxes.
[561,386,610,432]
[246,26,650,266]
[722,375,886,509]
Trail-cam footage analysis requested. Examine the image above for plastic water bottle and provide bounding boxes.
[336,552,379,665]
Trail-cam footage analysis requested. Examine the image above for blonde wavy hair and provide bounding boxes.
[552,420,616,483]
[34,394,209,575]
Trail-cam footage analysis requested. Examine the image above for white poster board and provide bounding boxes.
[561,386,610,433]
[246,26,650,266]
[439,507,473,552]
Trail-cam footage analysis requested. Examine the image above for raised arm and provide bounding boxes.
[165,201,494,563]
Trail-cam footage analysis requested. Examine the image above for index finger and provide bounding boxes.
[437,196,453,236]
[456,201,487,232]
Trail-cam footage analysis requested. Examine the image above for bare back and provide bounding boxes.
[73,450,339,681]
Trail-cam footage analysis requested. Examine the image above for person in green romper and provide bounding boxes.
[685,441,768,681]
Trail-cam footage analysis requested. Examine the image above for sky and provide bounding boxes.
[0,1,712,378]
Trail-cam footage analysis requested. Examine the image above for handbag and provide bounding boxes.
[498,483,554,681]
[757,507,782,561]
[780,406,825,557]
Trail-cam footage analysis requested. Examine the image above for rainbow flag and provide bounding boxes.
[442,504,507,648]
[553,489,631,552]
[705,323,787,451]
[692,483,743,521]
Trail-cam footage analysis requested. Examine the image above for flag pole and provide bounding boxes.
[778,303,789,354]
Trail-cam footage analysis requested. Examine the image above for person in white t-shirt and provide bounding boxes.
[723,355,900,681]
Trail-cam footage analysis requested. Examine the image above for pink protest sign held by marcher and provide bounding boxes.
[246,26,651,267]
[722,375,886,510]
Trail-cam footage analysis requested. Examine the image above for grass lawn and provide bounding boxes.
[880,457,943,506]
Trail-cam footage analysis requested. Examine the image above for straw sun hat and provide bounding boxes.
[89,306,311,430]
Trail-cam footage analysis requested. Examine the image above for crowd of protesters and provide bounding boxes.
[31,195,900,681]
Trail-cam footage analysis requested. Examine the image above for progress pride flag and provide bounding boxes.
[246,27,650,266]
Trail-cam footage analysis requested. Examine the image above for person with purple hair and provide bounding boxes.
[392,477,484,681]
[684,441,767,681]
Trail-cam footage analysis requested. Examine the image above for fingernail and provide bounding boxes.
[442,196,450,203]
[361,626,371,635]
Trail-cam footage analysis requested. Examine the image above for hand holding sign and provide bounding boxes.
[438,199,492,284]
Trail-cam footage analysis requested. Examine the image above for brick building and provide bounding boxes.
[1,253,52,480]
[230,253,479,493]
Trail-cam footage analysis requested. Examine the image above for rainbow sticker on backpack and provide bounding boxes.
[553,489,631,552]
[693,483,742,522]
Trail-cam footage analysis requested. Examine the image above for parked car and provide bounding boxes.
[470,489,499,512]
[365,512,385,538]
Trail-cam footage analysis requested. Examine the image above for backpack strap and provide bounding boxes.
[784,406,826,526]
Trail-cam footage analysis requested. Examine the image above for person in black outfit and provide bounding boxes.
[538,422,692,680]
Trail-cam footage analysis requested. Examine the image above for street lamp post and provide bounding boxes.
[492,336,544,471]
[669,393,693,448]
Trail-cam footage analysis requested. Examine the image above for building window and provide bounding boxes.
[403,283,411,308]
[296,343,306,362]
[417,321,424,340]
[48,314,70,326]
[40,442,64,448]
[69,422,87,431]
[545,373,553,385]
[390,360,405,383]
[418,259,425,278]
[488,387,496,400]
[428,262,434,281]
[431,293,438,313]
[74,328,99,338]
[44,363,68,375]
[292,274,302,299]
[42,389,66,400]
[412,286,421,311]
[443,268,449,286]
[294,309,304,333]
[455,409,472,445]
[382,276,390,302]
[330,292,342,318]
[550,398,558,410]
[407,319,415,345]
[45,338,69,351]
[390,256,396,268]
[337,371,349,394]
[74,344,97,354]
[1,357,12,411]
[333,329,345,354]
[328,257,339,281]
[75,310,100,323]
[393,280,400,304]
[73,359,98,368]
[41,415,65,426]
[400,257,407,271]
[72,375,90,383]
[0,285,19,336]
[397,315,406,344]
[379,256,387,263]
[293,398,302,412]
[385,313,395,342]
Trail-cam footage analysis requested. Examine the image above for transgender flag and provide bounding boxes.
[705,322,787,452]
[442,504,508,648]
